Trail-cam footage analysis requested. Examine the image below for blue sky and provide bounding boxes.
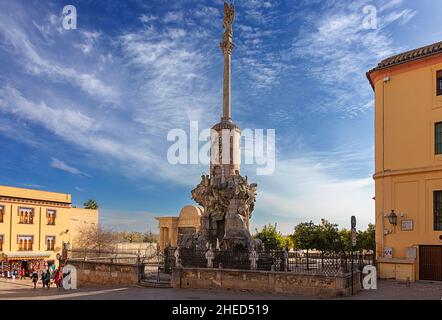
[0,0,441,234]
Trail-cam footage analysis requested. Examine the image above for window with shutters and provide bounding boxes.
[435,122,442,155]
[437,70,442,96]
[434,191,442,231]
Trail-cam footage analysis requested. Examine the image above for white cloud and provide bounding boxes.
[0,11,118,103]
[251,155,375,234]
[291,0,417,116]
[50,158,90,177]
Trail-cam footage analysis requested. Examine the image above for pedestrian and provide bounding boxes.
[54,269,62,288]
[31,270,38,289]
[41,270,46,288]
[19,268,25,280]
[44,270,51,288]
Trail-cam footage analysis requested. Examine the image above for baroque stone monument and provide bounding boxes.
[186,1,259,251]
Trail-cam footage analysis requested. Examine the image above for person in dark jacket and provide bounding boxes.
[41,271,46,288]
[44,270,51,288]
[31,270,38,289]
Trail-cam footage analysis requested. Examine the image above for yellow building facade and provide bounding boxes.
[0,185,98,273]
[367,41,442,281]
[156,205,202,251]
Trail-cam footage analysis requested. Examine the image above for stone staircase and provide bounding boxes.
[138,271,172,288]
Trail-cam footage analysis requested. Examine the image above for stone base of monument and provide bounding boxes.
[171,267,361,298]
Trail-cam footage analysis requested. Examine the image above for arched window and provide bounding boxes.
[46,236,55,251]
[18,208,34,224]
[47,209,56,225]
[18,236,33,251]
[0,205,4,223]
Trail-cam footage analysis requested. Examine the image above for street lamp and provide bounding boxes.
[387,210,398,226]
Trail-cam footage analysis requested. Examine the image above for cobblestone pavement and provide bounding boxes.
[1,278,441,300]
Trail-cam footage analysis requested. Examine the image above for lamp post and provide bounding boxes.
[387,210,398,226]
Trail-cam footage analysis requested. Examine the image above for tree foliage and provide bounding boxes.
[115,230,158,243]
[292,220,375,252]
[253,224,286,250]
[83,199,99,210]
[75,224,117,251]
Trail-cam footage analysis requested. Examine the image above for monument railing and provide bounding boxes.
[164,247,375,276]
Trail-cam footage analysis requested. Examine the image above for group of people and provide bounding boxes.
[2,266,67,289]
[31,268,65,289]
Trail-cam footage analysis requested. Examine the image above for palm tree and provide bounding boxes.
[83,199,99,210]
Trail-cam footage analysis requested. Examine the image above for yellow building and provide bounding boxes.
[0,185,98,274]
[367,40,442,281]
[156,205,202,251]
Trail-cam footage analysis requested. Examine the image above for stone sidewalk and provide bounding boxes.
[1,278,441,300]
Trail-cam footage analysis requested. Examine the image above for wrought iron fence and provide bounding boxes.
[164,247,375,276]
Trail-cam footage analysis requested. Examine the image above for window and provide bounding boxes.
[17,235,33,251]
[434,191,442,231]
[46,236,55,251]
[18,207,34,224]
[435,122,442,155]
[0,235,3,252]
[437,70,442,96]
[0,205,4,223]
[46,209,56,225]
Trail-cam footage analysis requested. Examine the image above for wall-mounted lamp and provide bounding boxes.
[387,209,398,226]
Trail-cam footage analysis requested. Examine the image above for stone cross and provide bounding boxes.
[205,247,215,268]
[275,257,282,271]
[174,248,180,266]
[249,249,259,270]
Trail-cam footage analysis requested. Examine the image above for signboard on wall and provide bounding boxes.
[401,219,413,231]
[384,247,393,258]
[351,216,357,247]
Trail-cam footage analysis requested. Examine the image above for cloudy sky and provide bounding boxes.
[0,0,441,234]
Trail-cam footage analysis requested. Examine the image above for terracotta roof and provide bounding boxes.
[368,40,442,73]
[366,40,442,89]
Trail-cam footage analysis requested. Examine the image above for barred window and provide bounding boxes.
[434,191,442,231]
[46,209,56,225]
[46,236,56,251]
[437,70,442,96]
[0,205,4,223]
[435,122,442,155]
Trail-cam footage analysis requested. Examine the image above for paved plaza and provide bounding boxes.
[1,278,441,300]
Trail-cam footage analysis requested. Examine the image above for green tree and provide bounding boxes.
[83,199,99,210]
[253,224,286,250]
[316,219,340,253]
[291,221,320,251]
[282,236,294,249]
[357,223,375,252]
[338,229,352,252]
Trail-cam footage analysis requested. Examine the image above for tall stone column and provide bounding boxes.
[220,1,234,123]
[222,51,232,121]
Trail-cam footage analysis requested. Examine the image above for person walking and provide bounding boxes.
[54,269,63,288]
[44,270,51,288]
[31,270,38,289]
[41,270,46,288]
